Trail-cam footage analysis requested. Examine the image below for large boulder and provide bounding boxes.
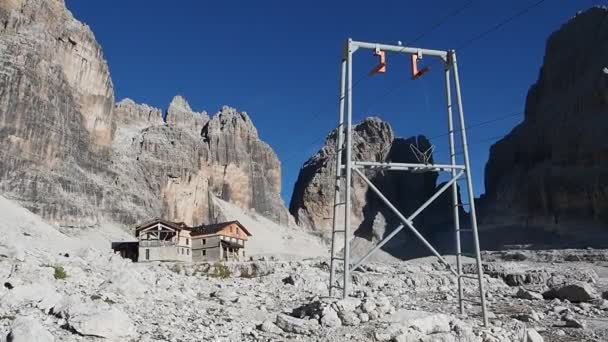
[379,310,479,342]
[7,316,54,342]
[275,313,317,335]
[543,282,600,302]
[65,303,138,340]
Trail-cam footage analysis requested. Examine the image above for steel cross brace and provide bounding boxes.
[350,167,464,276]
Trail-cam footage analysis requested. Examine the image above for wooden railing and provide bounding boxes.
[139,240,176,247]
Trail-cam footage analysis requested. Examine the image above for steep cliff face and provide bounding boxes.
[289,118,393,232]
[0,0,116,225]
[290,117,465,258]
[0,0,291,227]
[481,7,608,233]
[122,101,291,226]
[114,99,163,129]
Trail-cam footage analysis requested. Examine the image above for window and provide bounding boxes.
[145,249,150,260]
[202,250,206,256]
[230,226,233,233]
[186,238,189,245]
[202,239,206,245]
[146,233,150,239]
[186,249,189,255]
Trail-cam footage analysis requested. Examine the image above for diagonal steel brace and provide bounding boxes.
[351,168,464,276]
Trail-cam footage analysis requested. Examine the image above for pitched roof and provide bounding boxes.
[191,220,252,237]
[135,218,190,232]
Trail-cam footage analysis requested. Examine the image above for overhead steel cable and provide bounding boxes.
[456,0,548,50]
[427,111,521,142]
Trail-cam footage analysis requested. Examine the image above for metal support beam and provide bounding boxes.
[444,61,465,315]
[352,168,461,276]
[451,50,489,326]
[329,57,347,297]
[353,161,465,172]
[350,40,448,59]
[342,39,354,298]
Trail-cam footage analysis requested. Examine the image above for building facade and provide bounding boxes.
[136,219,192,262]
[129,219,251,263]
[191,221,252,262]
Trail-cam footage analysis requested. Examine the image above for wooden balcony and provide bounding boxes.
[139,240,176,247]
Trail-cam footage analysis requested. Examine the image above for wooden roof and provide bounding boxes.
[191,220,252,237]
[135,218,190,232]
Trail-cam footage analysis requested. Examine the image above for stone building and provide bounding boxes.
[190,221,252,262]
[136,219,192,262]
[125,218,252,263]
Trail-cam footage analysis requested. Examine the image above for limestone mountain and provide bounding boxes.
[479,6,608,246]
[0,0,290,227]
[289,117,466,258]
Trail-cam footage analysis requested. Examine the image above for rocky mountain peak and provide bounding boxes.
[165,95,209,133]
[167,95,194,115]
[290,116,463,258]
[114,98,163,128]
[205,105,258,139]
[480,6,608,243]
[0,0,292,228]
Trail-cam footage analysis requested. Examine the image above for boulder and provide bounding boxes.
[339,311,361,326]
[562,314,586,329]
[259,320,283,334]
[516,287,544,301]
[275,314,316,334]
[386,310,452,335]
[334,298,361,314]
[526,329,545,342]
[66,304,138,340]
[320,307,342,328]
[2,284,61,312]
[543,282,599,302]
[97,270,147,300]
[7,316,54,342]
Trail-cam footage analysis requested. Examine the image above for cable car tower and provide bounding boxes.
[328,39,489,326]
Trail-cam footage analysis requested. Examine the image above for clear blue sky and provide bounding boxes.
[66,0,597,205]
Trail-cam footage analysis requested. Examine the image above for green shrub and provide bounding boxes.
[53,265,67,280]
[209,263,231,279]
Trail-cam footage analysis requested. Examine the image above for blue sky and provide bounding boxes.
[66,0,597,205]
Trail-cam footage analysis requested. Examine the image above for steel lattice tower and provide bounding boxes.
[328,39,489,326]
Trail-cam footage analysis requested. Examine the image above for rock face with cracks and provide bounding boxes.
[289,117,467,259]
[0,0,290,227]
[480,6,608,245]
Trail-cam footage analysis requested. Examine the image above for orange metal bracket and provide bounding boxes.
[369,48,386,76]
[411,54,429,80]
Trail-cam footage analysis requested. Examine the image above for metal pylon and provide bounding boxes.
[328,39,489,326]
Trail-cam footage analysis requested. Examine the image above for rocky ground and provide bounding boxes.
[2,196,608,342]
[2,251,608,342]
